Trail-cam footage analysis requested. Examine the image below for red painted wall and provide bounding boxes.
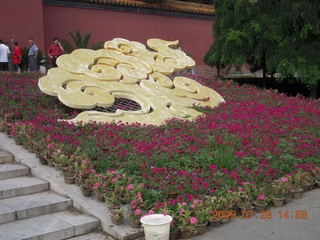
[0,0,45,50]
[43,5,214,64]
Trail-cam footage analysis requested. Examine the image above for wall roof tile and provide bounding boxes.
[84,0,215,15]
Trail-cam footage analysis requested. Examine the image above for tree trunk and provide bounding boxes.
[262,50,267,79]
[216,66,221,77]
[309,84,318,98]
[262,69,267,79]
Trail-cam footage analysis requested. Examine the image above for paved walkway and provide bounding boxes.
[193,189,320,240]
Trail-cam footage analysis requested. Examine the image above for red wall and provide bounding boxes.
[43,5,214,64]
[0,0,45,50]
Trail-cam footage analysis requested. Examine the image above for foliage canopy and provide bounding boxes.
[204,0,320,88]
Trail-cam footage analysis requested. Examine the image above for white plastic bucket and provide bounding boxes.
[140,214,173,240]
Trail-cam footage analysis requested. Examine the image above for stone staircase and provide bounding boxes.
[0,150,101,240]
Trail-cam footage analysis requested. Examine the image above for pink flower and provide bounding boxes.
[189,217,197,224]
[181,202,187,206]
[135,209,142,215]
[179,209,185,215]
[47,143,54,149]
[257,194,265,200]
[191,204,196,209]
[281,177,288,182]
[209,164,217,169]
[127,184,134,190]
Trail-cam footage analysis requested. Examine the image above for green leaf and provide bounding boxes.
[82,32,92,48]
[75,30,82,48]
[59,39,74,54]
[91,41,104,50]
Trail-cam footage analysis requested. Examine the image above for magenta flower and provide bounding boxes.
[135,209,142,215]
[281,177,288,182]
[257,195,265,200]
[189,217,197,224]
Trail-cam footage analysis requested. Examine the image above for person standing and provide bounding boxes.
[13,42,23,73]
[28,38,39,72]
[0,39,10,71]
[47,37,64,67]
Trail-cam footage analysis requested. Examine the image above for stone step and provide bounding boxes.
[0,151,13,164]
[66,233,111,240]
[0,164,29,180]
[0,176,49,200]
[0,204,15,225]
[0,210,99,240]
[0,191,72,224]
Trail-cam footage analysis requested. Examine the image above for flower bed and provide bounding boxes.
[1,72,319,236]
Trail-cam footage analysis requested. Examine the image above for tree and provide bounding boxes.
[204,0,320,88]
[60,30,104,53]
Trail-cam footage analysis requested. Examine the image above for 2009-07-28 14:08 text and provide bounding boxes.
[212,210,308,220]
